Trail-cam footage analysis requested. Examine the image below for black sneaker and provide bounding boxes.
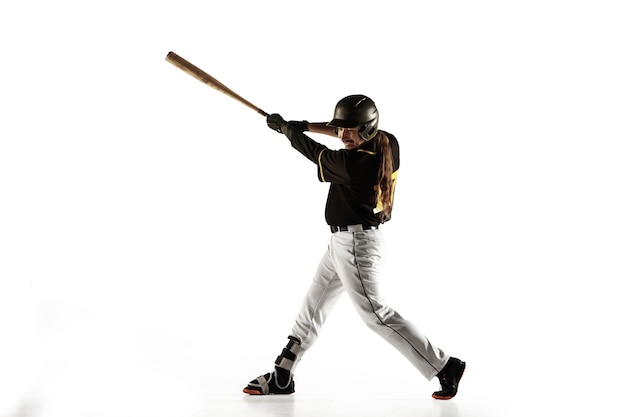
[243,370,295,395]
[432,357,465,400]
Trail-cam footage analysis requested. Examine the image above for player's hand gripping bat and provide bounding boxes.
[165,51,269,117]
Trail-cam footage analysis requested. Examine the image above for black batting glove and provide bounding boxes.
[267,113,286,133]
[288,120,309,132]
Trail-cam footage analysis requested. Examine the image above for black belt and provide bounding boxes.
[330,224,379,233]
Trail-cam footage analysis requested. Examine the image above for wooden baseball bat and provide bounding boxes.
[165,51,269,117]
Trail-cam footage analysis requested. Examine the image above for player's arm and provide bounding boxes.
[267,114,357,184]
[285,120,337,137]
[266,114,327,164]
[306,122,337,137]
[282,124,328,164]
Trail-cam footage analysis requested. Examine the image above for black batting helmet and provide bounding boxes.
[327,94,379,141]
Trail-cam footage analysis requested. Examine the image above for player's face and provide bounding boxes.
[338,127,365,149]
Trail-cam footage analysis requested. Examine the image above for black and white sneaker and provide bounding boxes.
[243,369,295,395]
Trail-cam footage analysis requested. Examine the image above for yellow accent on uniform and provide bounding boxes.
[318,149,327,182]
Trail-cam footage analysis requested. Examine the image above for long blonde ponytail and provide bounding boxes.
[375,132,394,222]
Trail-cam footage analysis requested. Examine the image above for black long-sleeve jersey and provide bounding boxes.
[281,123,400,226]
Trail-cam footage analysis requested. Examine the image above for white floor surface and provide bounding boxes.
[4,350,614,417]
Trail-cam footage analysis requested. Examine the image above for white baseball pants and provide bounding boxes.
[290,228,449,380]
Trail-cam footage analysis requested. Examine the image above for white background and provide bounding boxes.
[1,1,625,416]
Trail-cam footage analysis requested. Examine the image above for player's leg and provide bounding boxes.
[331,229,464,398]
[243,244,344,395]
[290,244,345,350]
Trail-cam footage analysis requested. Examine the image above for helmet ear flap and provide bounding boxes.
[359,116,379,141]
[359,126,367,140]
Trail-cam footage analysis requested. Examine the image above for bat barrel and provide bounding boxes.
[166,52,268,117]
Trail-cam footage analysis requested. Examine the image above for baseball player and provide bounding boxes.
[243,95,465,400]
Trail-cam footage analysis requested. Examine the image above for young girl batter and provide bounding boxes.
[243,95,465,400]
